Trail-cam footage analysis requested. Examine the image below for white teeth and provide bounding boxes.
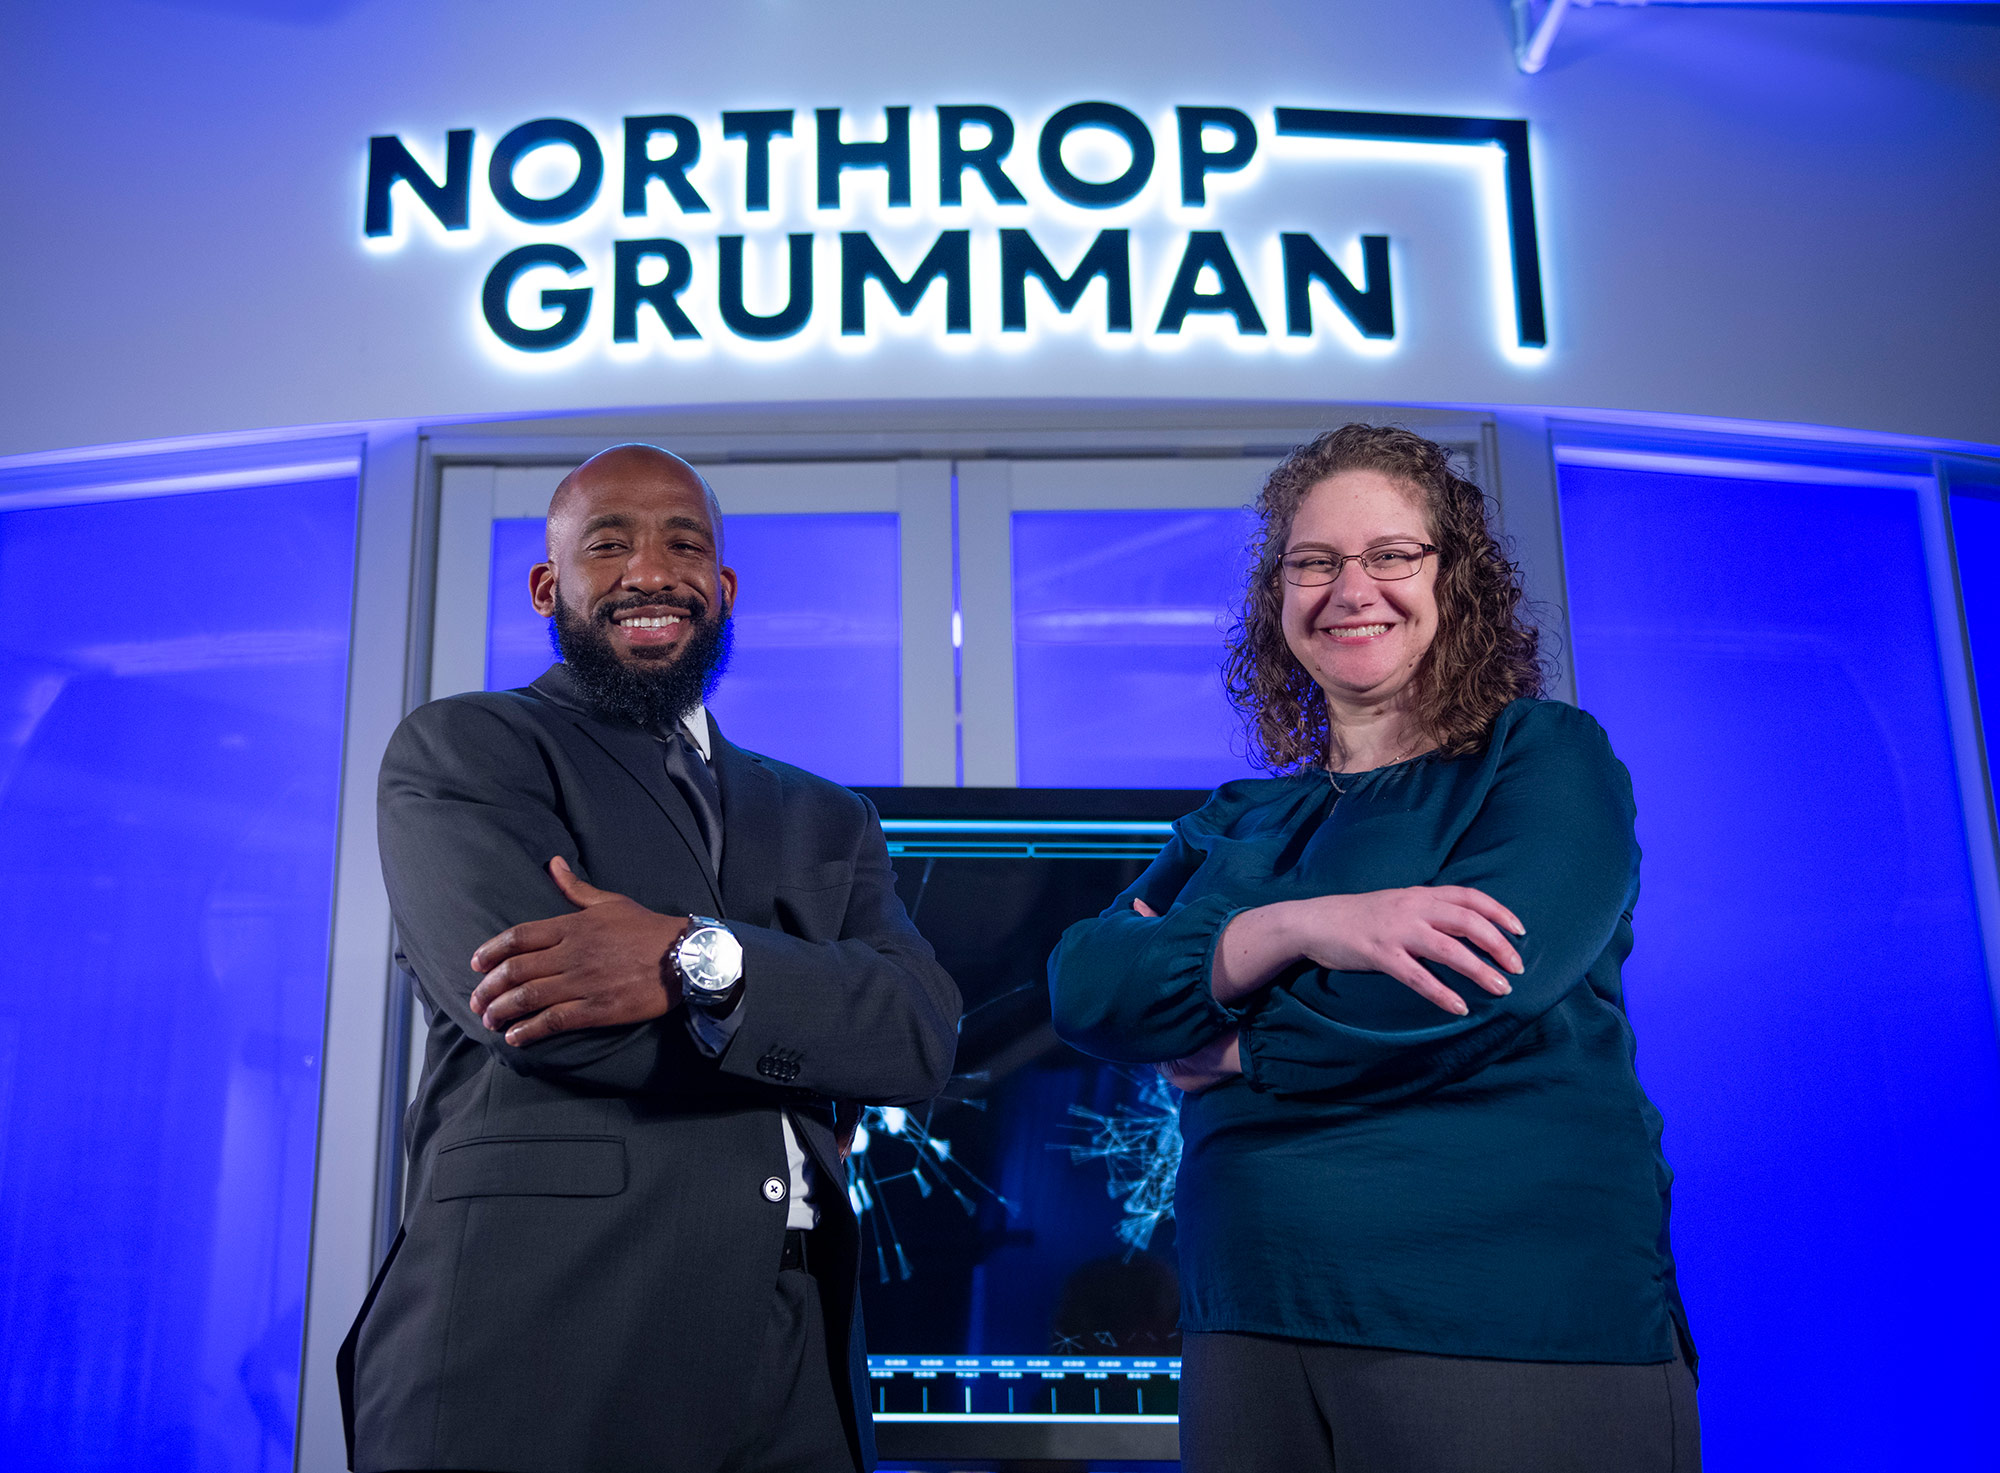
[1329,624,1390,638]
[619,614,683,629]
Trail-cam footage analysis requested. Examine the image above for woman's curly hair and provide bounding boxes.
[1223,423,1546,771]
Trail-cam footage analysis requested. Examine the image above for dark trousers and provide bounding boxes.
[723,1265,854,1473]
[1179,1331,1701,1473]
[386,1266,852,1473]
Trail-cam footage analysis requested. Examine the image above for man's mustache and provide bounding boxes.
[597,594,707,623]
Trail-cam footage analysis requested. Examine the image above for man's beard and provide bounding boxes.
[550,591,734,732]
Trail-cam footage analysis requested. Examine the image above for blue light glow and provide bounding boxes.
[1012,508,1263,788]
[1561,458,2000,1471]
[0,475,358,1471]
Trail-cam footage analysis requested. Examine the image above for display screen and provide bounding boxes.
[852,789,1204,1464]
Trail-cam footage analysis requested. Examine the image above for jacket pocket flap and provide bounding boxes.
[432,1135,627,1200]
[776,859,853,893]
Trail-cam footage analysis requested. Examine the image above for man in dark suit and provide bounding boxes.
[339,444,960,1473]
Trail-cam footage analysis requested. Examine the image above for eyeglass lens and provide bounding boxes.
[1281,544,1430,585]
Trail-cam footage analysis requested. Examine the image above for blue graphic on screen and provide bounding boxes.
[846,1072,1182,1285]
[1949,484,2000,778]
[1012,509,1263,788]
[1060,1071,1183,1251]
[486,513,900,784]
[1560,462,2000,1471]
[0,477,358,1472]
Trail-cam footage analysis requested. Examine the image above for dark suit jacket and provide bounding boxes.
[339,665,960,1473]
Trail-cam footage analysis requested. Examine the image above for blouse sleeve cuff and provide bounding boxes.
[1197,903,1255,1034]
[1235,1003,1274,1092]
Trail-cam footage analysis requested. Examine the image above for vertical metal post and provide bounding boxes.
[1487,413,1577,704]
[294,426,422,1473]
[428,465,498,701]
[897,459,958,785]
[955,459,1019,786]
[1916,464,2000,1033]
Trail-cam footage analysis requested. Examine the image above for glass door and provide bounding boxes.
[426,458,955,787]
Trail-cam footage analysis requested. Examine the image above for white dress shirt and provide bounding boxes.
[674,706,820,1231]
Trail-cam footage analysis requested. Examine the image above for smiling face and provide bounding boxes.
[1280,468,1439,721]
[530,445,738,727]
[533,446,736,657]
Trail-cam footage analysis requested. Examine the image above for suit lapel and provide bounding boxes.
[529,666,724,913]
[710,715,780,926]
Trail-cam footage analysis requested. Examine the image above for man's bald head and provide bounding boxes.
[530,442,738,728]
[548,444,725,557]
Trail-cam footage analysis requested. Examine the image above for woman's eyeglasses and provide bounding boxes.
[1279,542,1437,586]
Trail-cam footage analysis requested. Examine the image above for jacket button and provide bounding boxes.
[763,1176,787,1202]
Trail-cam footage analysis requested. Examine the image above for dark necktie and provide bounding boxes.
[660,726,724,874]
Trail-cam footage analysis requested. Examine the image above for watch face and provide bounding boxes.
[680,922,743,993]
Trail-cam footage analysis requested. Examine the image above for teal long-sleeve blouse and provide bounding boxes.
[1048,698,1690,1365]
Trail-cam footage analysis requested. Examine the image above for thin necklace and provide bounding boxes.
[1326,731,1431,783]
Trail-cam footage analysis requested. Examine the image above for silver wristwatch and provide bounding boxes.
[673,915,744,1009]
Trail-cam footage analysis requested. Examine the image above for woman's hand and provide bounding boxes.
[1160,1031,1242,1094]
[1213,887,1525,1017]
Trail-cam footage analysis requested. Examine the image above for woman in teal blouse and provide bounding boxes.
[1049,425,1698,1473]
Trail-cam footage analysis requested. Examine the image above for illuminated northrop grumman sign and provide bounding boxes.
[362,102,1547,369]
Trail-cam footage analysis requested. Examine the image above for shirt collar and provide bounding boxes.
[679,704,711,762]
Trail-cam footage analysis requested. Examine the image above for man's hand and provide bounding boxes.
[468,857,689,1046]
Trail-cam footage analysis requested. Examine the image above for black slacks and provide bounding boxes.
[385,1264,852,1473]
[721,1265,855,1473]
[1179,1330,1701,1473]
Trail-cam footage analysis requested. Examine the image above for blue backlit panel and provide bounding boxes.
[1012,510,1262,788]
[0,477,358,1472]
[487,513,901,785]
[487,516,554,690]
[1560,463,2000,1471]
